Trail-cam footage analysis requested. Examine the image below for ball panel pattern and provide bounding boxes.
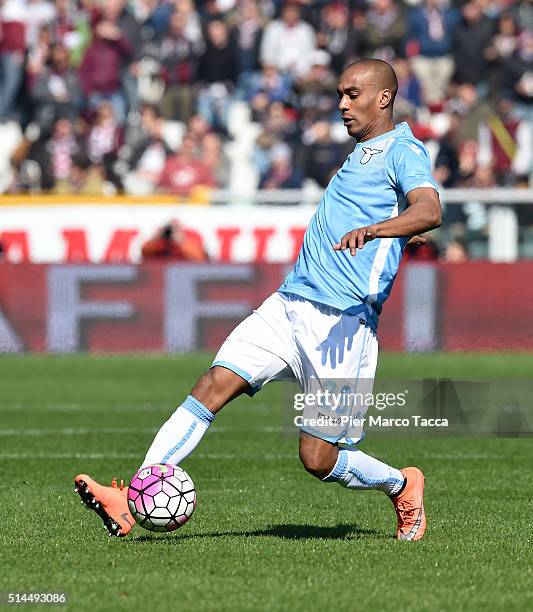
[127,464,195,533]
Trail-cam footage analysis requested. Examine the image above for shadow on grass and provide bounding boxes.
[131,523,388,544]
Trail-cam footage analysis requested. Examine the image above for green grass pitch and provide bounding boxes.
[1,353,532,611]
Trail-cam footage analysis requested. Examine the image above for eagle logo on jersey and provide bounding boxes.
[360,147,383,164]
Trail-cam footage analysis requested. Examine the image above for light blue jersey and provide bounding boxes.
[279,122,439,331]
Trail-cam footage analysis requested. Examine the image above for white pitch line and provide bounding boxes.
[0,402,278,412]
[0,452,294,460]
[0,452,140,460]
[0,425,287,436]
[0,405,170,413]
[420,452,503,460]
[0,427,158,436]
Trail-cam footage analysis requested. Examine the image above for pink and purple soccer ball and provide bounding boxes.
[128,464,196,532]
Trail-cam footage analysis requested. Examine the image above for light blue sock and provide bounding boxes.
[140,395,214,468]
[323,448,405,496]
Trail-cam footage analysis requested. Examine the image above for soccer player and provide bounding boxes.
[75,59,441,540]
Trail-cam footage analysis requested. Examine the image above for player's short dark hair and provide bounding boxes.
[343,59,398,107]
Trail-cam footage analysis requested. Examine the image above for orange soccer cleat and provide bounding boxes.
[74,474,135,537]
[391,467,427,541]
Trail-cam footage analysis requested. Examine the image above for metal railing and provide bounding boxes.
[209,188,533,206]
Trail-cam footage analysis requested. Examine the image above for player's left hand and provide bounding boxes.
[333,227,377,256]
[406,234,427,246]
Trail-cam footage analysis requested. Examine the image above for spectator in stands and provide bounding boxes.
[485,12,520,97]
[124,102,183,153]
[259,141,302,190]
[394,58,422,109]
[260,100,300,148]
[87,102,121,164]
[293,49,337,124]
[141,219,208,261]
[51,0,88,61]
[25,23,53,121]
[78,11,133,122]
[406,0,459,105]
[345,9,367,65]
[29,42,82,125]
[443,238,469,262]
[404,236,440,260]
[456,139,479,185]
[201,131,230,189]
[233,0,264,80]
[186,112,210,144]
[260,1,315,80]
[26,21,52,70]
[510,0,533,33]
[0,118,22,192]
[21,116,84,191]
[157,9,203,122]
[53,152,106,195]
[253,129,276,177]
[26,0,56,46]
[452,0,494,88]
[316,3,350,77]
[447,83,491,147]
[103,0,142,114]
[440,139,479,233]
[0,0,28,119]
[48,116,85,184]
[361,0,405,61]
[300,120,344,188]
[157,132,216,196]
[86,100,122,188]
[434,113,461,187]
[197,19,238,132]
[501,31,533,108]
[149,0,202,42]
[247,63,292,118]
[123,103,172,195]
[460,163,495,233]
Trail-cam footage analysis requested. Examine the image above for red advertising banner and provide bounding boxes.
[0,204,312,264]
[1,262,533,353]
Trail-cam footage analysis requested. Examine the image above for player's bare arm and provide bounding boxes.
[333,187,441,255]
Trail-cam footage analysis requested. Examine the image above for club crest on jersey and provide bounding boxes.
[360,147,383,164]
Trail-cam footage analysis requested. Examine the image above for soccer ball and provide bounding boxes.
[127,464,196,532]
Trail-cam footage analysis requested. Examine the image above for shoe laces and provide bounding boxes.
[395,497,417,527]
[111,478,124,491]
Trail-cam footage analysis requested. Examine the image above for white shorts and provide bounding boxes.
[213,291,378,445]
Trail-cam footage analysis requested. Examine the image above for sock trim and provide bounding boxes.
[183,395,215,425]
[323,449,348,482]
[390,477,407,497]
[348,466,404,489]
[161,421,197,464]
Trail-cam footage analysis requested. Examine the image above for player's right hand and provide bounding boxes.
[333,227,377,256]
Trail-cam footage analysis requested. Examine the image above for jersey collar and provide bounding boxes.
[354,122,411,149]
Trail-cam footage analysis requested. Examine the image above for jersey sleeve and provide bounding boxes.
[386,139,440,196]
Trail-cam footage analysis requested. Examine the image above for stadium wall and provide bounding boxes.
[2,193,532,263]
[2,262,533,353]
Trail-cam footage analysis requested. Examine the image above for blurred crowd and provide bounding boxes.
[0,0,531,202]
